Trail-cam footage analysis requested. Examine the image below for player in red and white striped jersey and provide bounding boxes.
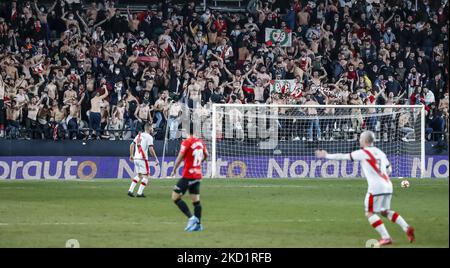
[316,131,415,246]
[128,123,159,197]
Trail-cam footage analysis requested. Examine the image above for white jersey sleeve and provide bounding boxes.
[325,153,352,160]
[349,149,367,161]
[327,147,393,194]
[325,149,370,161]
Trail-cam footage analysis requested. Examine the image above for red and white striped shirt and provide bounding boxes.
[326,146,393,195]
[133,132,154,161]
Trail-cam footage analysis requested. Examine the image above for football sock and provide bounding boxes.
[386,210,409,232]
[193,201,202,223]
[128,176,140,192]
[137,178,148,195]
[368,214,390,239]
[174,199,192,218]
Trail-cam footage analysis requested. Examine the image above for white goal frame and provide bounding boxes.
[211,104,426,178]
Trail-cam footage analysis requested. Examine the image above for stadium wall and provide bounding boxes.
[0,140,180,157]
[0,140,448,179]
[0,140,447,156]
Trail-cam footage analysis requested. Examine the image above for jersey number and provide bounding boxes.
[192,149,204,167]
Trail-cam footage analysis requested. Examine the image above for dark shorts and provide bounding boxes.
[173,178,201,195]
[89,112,101,131]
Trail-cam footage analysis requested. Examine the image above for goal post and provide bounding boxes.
[210,104,426,179]
[421,104,426,178]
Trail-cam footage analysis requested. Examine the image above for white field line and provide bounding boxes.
[0,185,320,190]
[0,220,354,227]
[207,185,316,188]
[1,217,443,227]
[0,219,359,227]
[0,222,179,226]
[81,185,317,189]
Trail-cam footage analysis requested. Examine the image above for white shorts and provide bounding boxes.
[364,193,392,213]
[134,159,150,175]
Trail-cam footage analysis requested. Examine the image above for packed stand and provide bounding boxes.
[0,0,448,142]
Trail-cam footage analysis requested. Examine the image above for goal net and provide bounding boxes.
[209,104,426,179]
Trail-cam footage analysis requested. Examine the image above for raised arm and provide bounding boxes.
[100,86,109,99]
[315,150,352,160]
[35,75,45,88]
[13,77,26,92]
[210,52,223,61]
[34,0,43,16]
[245,76,255,87]
[263,80,272,88]
[76,10,89,32]
[140,67,149,81]
[189,21,195,36]
[77,91,86,105]
[374,85,385,99]
[242,65,255,79]
[220,81,233,89]
[380,89,387,100]
[61,11,68,23]
[38,93,46,104]
[62,58,71,70]
[396,89,406,101]
[93,17,109,29]
[222,61,233,78]
[127,5,132,22]
[48,0,57,13]
[320,19,327,33]
[193,62,203,74]
[384,10,396,25]
[331,75,344,87]
[319,67,328,80]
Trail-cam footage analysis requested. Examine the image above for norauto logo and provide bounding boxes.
[0,158,97,180]
[0,156,448,179]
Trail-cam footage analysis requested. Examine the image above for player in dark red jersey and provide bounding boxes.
[170,126,209,232]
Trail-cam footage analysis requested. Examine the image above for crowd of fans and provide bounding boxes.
[0,0,448,142]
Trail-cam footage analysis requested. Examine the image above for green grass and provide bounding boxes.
[0,178,448,248]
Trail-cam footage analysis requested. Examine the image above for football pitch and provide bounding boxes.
[0,178,448,248]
